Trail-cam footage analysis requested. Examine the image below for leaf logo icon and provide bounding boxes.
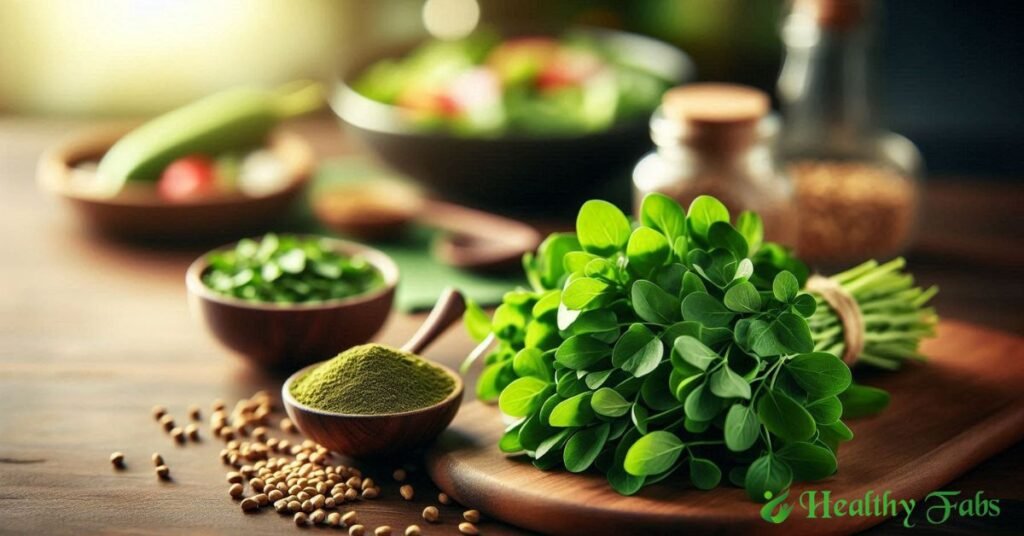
[761,490,794,524]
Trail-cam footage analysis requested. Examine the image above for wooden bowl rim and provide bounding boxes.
[281,358,464,419]
[185,235,399,312]
[36,123,313,208]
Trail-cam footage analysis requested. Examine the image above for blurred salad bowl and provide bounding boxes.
[333,28,693,211]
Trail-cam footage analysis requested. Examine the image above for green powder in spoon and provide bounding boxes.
[290,343,455,415]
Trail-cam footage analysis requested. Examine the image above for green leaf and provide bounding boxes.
[631,402,649,434]
[640,362,677,411]
[640,193,687,244]
[772,271,799,303]
[747,319,787,356]
[463,299,492,342]
[736,211,764,254]
[591,388,631,417]
[745,453,793,501]
[627,226,671,276]
[839,384,891,419]
[476,361,514,401]
[631,280,681,324]
[723,281,761,313]
[673,335,718,371]
[535,233,581,288]
[724,404,760,452]
[708,221,749,259]
[563,251,598,274]
[757,389,816,442]
[608,429,646,495]
[555,335,610,370]
[806,396,843,424]
[498,420,524,453]
[689,458,722,490]
[684,383,721,421]
[584,369,615,390]
[531,290,562,320]
[792,293,817,317]
[549,392,595,427]
[612,324,664,378]
[524,320,560,350]
[498,377,550,417]
[562,277,611,310]
[564,423,611,473]
[709,365,751,399]
[786,352,852,398]
[624,431,684,476]
[577,200,631,255]
[772,312,815,354]
[513,347,552,379]
[776,442,837,481]
[681,292,735,328]
[687,195,730,240]
[535,429,571,459]
[569,309,618,336]
[277,249,306,274]
[681,270,707,298]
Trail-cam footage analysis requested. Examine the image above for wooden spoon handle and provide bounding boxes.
[401,287,467,355]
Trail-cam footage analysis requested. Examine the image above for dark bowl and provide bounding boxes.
[186,237,399,371]
[332,28,693,213]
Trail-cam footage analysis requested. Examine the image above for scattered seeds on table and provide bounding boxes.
[405,525,421,536]
[188,405,201,421]
[327,511,342,527]
[399,484,414,501]
[253,493,269,506]
[212,399,226,411]
[294,512,309,526]
[349,525,366,536]
[324,496,336,508]
[438,492,452,505]
[280,418,298,434]
[275,499,290,513]
[171,427,186,444]
[185,424,200,442]
[268,489,283,502]
[159,415,175,432]
[361,487,379,499]
[229,483,244,499]
[463,510,481,523]
[152,405,167,420]
[250,477,265,492]
[151,452,163,466]
[422,506,439,523]
[344,488,359,501]
[288,500,302,513]
[342,511,359,526]
[392,468,407,482]
[240,498,259,512]
[109,452,125,469]
[301,500,314,513]
[361,478,375,491]
[155,465,170,480]
[226,471,243,484]
[374,527,392,536]
[310,509,326,524]
[458,522,479,535]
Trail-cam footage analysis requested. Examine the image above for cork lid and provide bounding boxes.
[661,83,770,129]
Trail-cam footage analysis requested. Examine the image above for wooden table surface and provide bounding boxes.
[1,116,1022,535]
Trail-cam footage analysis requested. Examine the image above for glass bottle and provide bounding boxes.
[632,83,797,247]
[778,0,922,266]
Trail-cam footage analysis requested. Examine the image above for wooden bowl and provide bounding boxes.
[281,360,463,458]
[186,237,399,371]
[37,124,313,242]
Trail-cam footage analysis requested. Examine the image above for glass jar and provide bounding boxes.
[778,0,922,267]
[632,84,798,247]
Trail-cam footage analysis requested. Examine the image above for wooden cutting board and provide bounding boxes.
[426,321,1024,535]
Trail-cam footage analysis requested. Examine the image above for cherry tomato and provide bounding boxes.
[158,155,217,202]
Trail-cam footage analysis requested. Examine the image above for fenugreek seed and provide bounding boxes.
[405,526,421,536]
[159,415,175,431]
[253,426,268,442]
[311,509,326,524]
[171,427,186,444]
[108,451,126,469]
[289,485,302,495]
[297,491,311,502]
[422,506,439,523]
[374,527,392,536]
[268,489,284,502]
[251,478,265,492]
[344,488,358,501]
[220,429,235,441]
[361,478,375,491]
[438,492,452,505]
[325,497,336,509]
[294,512,309,526]
[186,424,200,442]
[152,405,167,420]
[288,500,302,513]
[188,405,201,421]
[399,485,414,501]
[303,486,318,496]
[240,498,259,512]
[327,512,342,527]
[333,493,346,504]
[156,465,170,480]
[316,482,329,494]
[301,500,314,513]
[458,522,478,535]
[361,487,378,500]
[275,498,289,513]
[312,495,325,509]
[342,511,359,526]
[212,399,226,411]
[229,483,244,498]
[280,418,298,434]
[253,493,269,506]
[392,469,407,482]
[151,452,163,466]
[346,476,362,488]
[463,510,481,523]
[226,472,243,484]
[349,525,365,536]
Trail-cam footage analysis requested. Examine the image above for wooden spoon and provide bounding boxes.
[281,287,467,458]
[313,180,541,272]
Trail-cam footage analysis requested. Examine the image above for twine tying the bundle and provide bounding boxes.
[806,274,864,365]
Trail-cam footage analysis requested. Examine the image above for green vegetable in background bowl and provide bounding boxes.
[203,233,384,304]
[352,30,672,136]
[462,194,937,502]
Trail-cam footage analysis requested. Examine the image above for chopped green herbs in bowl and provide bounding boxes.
[186,234,398,369]
[201,233,385,304]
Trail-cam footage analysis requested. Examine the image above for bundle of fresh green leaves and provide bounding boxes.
[462,194,937,501]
